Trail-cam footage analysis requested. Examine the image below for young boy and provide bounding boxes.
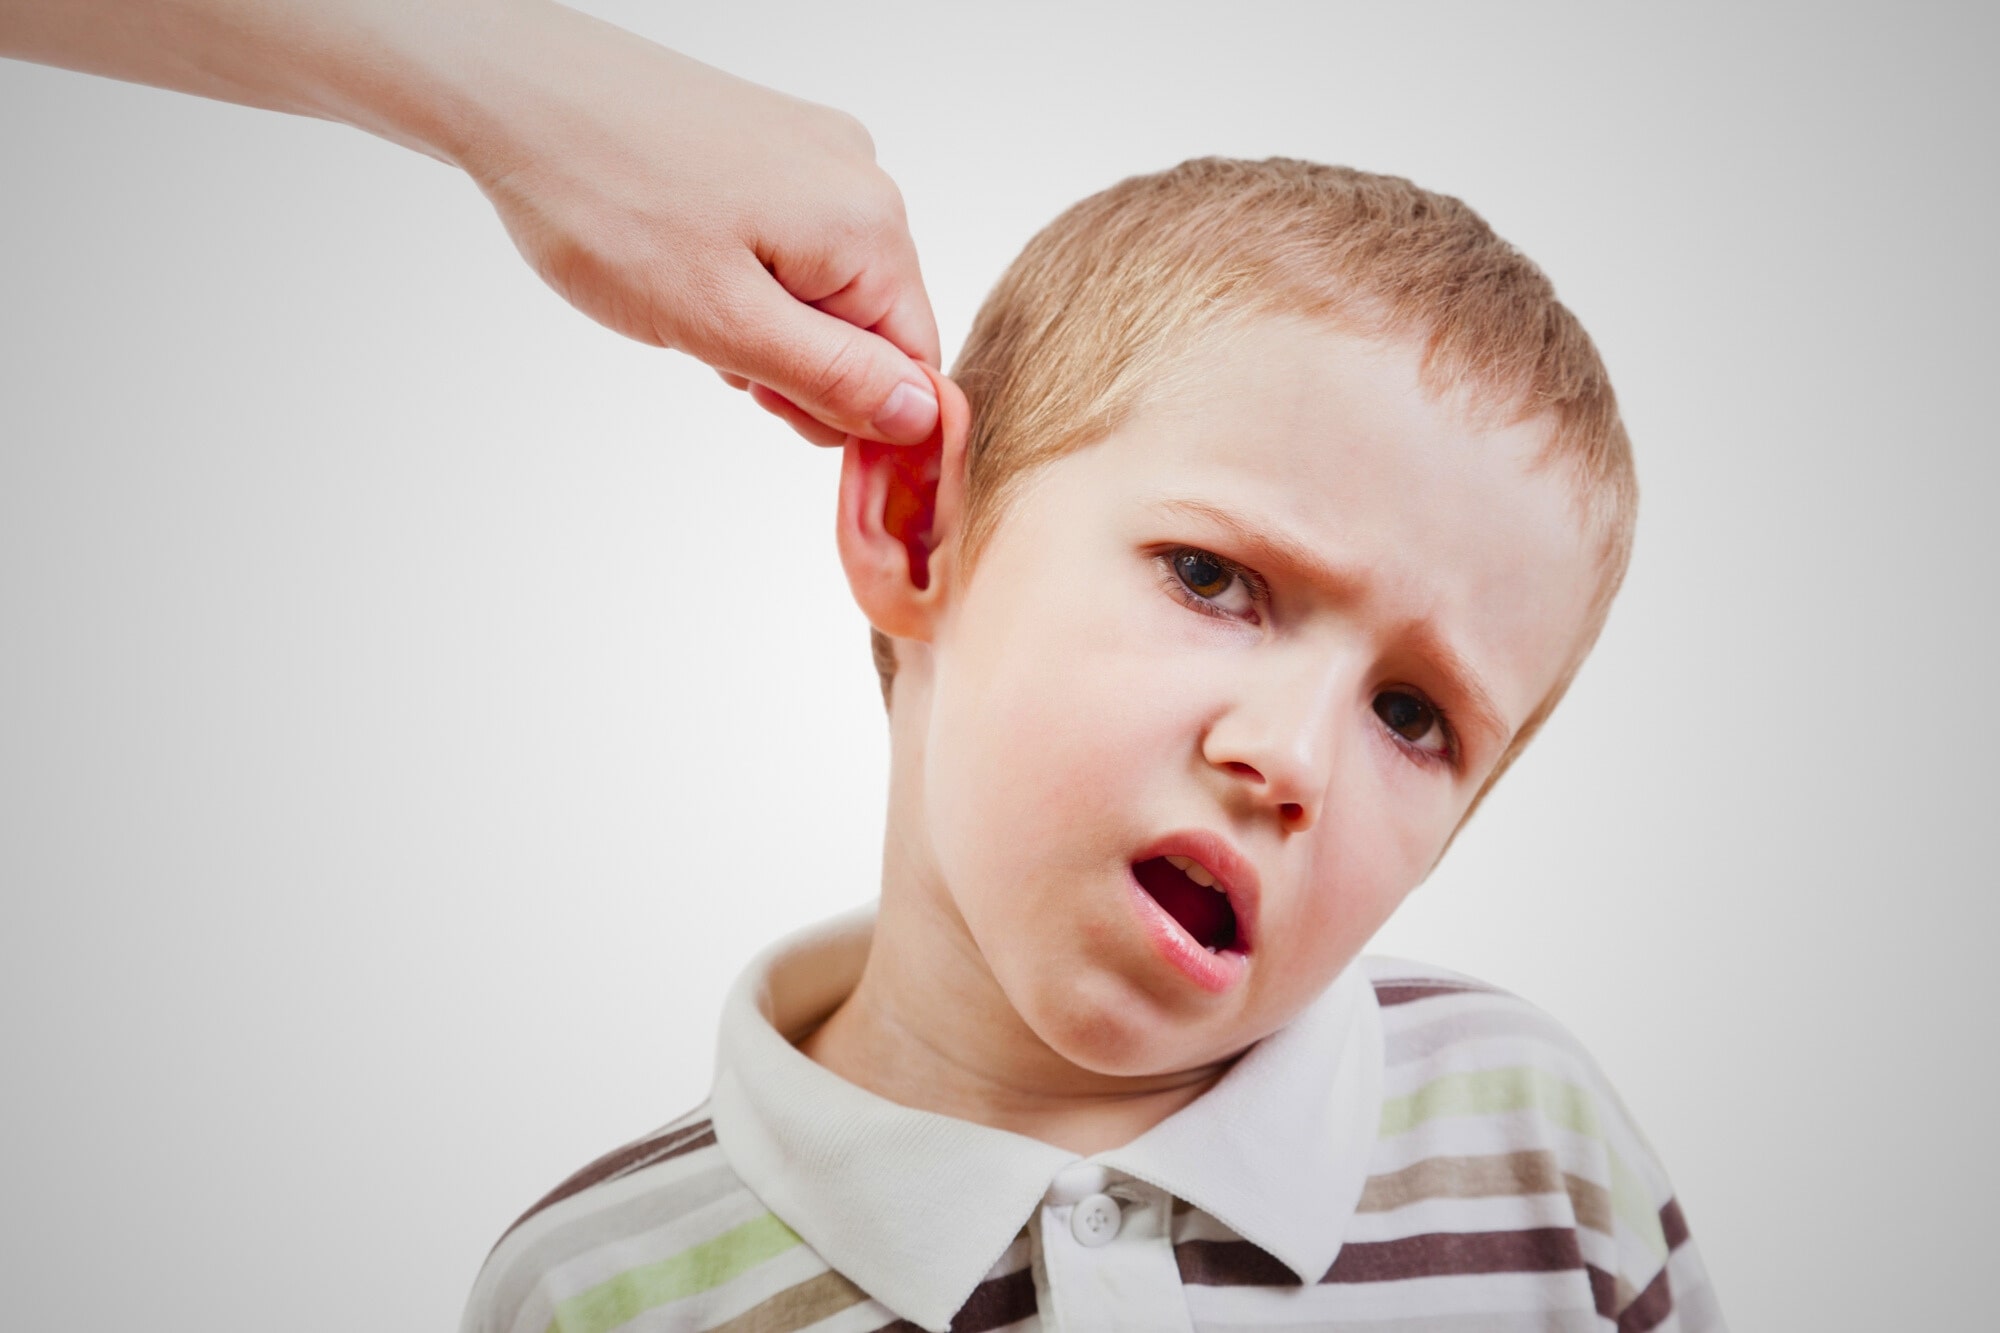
[461,158,1723,1333]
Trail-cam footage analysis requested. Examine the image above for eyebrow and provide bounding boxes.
[1151,496,1514,752]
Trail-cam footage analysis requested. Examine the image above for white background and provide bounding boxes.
[2,2,1993,1328]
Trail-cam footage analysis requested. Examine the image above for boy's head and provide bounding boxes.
[834,158,1633,1079]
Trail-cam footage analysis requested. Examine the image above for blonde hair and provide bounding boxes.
[873,157,1636,809]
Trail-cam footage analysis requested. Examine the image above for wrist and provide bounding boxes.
[300,0,564,172]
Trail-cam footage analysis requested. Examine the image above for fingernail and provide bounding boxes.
[870,378,939,442]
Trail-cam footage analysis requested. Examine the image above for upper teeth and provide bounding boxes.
[1165,854,1220,890]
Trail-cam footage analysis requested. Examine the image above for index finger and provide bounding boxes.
[862,228,940,368]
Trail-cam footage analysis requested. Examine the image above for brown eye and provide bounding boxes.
[1173,549,1234,599]
[1373,691,1447,753]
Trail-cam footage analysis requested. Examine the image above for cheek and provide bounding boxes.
[927,642,1154,874]
[1299,859,1411,965]
[923,583,1189,912]
[1274,757,1444,983]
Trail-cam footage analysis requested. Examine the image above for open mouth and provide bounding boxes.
[1132,855,1240,953]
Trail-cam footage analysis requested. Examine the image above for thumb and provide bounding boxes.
[711,268,940,445]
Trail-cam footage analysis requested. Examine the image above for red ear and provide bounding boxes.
[836,364,970,641]
[856,434,942,589]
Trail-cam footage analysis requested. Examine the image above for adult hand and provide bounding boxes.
[453,6,940,446]
[0,0,941,445]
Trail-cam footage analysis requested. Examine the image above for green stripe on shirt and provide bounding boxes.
[1378,1066,1604,1140]
[1378,1065,1668,1263]
[1610,1145,1669,1263]
[549,1211,802,1333]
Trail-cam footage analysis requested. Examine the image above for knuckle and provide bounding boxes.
[874,173,910,224]
[855,170,906,227]
[829,108,876,159]
[833,182,906,259]
[800,100,876,160]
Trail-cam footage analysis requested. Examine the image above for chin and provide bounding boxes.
[1019,976,1224,1078]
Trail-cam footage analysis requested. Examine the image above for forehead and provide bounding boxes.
[1028,318,1602,728]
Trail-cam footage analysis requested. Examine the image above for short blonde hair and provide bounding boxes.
[873,157,1635,808]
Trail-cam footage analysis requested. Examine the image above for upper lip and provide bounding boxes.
[1132,828,1262,953]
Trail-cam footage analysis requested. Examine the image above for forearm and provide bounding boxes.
[0,0,552,167]
[0,0,944,443]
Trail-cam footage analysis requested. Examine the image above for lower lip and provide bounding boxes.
[1125,866,1249,994]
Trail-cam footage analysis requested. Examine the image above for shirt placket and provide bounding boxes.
[1031,1163,1194,1333]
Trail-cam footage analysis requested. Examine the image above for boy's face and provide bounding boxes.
[900,318,1602,1077]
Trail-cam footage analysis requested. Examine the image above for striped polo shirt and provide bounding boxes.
[462,910,1723,1333]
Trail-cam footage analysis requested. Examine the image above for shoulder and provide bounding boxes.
[459,1104,848,1333]
[1351,956,1727,1331]
[1361,954,1644,1108]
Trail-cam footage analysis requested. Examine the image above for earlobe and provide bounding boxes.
[836,363,971,643]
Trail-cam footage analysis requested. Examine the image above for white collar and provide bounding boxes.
[708,906,1383,1333]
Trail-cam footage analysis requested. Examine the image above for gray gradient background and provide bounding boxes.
[2,2,1992,1327]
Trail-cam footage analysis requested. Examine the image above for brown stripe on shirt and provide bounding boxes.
[497,1119,717,1245]
[1176,1240,1300,1287]
[1358,1150,1615,1236]
[706,1269,871,1333]
[1618,1263,1675,1332]
[1587,1263,1619,1320]
[600,1125,719,1187]
[1324,1227,1588,1284]
[1610,1197,1694,1329]
[1372,980,1499,1006]
[881,1264,1038,1333]
[1660,1197,1690,1250]
[1178,1232,1593,1292]
[950,1265,1039,1333]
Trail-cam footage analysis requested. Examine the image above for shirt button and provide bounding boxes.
[1070,1192,1122,1247]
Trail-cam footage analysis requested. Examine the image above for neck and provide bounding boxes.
[800,820,1234,1157]
[801,656,1238,1154]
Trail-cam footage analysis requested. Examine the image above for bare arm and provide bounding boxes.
[0,0,941,444]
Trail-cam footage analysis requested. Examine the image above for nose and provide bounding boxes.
[1200,649,1345,832]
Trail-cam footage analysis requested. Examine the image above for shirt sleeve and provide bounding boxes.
[1613,1195,1726,1331]
[1583,1061,1728,1332]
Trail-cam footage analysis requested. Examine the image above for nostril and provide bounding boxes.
[1280,802,1304,823]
